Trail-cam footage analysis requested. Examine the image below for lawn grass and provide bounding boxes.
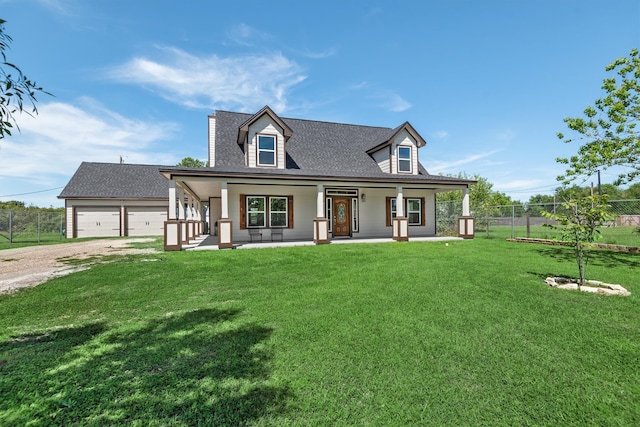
[478,224,640,246]
[0,231,66,250]
[0,239,638,425]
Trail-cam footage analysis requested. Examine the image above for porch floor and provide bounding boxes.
[183,235,464,251]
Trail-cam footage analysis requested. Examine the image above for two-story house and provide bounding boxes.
[159,106,476,249]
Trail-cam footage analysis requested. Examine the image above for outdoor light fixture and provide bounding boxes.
[361,193,366,202]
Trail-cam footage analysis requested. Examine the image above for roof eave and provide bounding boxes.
[160,168,476,186]
[236,105,293,145]
[366,121,426,154]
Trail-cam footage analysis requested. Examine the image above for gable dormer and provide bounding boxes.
[366,122,426,175]
[237,106,293,169]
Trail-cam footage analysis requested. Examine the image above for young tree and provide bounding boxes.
[543,195,614,288]
[176,157,206,168]
[0,19,50,139]
[557,48,639,186]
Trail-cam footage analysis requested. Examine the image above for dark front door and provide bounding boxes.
[333,198,350,237]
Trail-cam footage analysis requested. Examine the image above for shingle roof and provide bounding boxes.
[60,111,474,202]
[204,110,472,184]
[58,162,172,199]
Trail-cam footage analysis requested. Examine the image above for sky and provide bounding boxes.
[0,0,638,207]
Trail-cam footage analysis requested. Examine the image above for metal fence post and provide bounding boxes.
[511,205,515,239]
[38,212,41,243]
[9,210,12,247]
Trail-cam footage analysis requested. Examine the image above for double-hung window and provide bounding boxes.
[407,199,422,225]
[247,196,266,227]
[386,197,425,226]
[257,135,276,166]
[397,146,412,173]
[243,195,292,228]
[269,197,288,227]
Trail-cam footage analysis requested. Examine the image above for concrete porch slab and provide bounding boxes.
[185,235,463,251]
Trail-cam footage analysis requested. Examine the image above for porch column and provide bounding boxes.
[458,187,475,239]
[313,184,329,244]
[195,200,202,235]
[178,186,189,244]
[462,187,470,216]
[218,181,233,249]
[168,180,177,220]
[164,179,182,251]
[393,186,409,241]
[187,193,196,241]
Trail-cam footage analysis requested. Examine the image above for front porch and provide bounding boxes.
[162,177,475,251]
[183,234,464,251]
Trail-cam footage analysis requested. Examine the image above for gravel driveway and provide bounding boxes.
[0,238,157,295]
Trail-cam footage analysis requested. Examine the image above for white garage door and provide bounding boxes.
[126,207,167,236]
[75,207,121,238]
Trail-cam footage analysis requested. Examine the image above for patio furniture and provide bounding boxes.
[248,228,262,243]
[271,228,284,242]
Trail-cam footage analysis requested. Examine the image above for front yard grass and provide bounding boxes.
[0,239,638,425]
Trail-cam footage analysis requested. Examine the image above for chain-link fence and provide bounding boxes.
[0,209,66,248]
[437,199,640,247]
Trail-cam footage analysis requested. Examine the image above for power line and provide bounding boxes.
[0,186,64,198]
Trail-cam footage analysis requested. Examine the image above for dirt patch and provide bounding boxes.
[0,238,158,295]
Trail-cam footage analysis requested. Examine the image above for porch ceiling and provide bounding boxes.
[177,180,221,201]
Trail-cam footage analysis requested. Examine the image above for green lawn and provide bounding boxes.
[1,239,638,426]
[0,231,66,249]
[478,224,640,246]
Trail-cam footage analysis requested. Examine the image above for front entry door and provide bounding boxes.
[333,198,351,237]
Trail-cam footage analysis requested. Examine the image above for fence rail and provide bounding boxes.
[3,200,639,249]
[0,209,65,248]
[437,199,640,247]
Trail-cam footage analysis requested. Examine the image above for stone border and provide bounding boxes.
[545,277,630,296]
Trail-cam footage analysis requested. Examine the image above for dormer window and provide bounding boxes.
[398,146,412,173]
[257,135,276,166]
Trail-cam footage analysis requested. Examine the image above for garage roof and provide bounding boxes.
[58,162,173,200]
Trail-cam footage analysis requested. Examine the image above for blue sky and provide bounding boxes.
[0,0,638,207]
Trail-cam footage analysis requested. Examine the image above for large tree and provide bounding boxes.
[0,19,49,139]
[557,48,639,186]
[436,172,515,207]
[176,157,206,168]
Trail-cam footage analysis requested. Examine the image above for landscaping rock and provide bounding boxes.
[544,277,630,296]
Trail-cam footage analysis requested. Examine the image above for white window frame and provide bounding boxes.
[389,197,423,226]
[246,196,266,228]
[397,146,412,173]
[407,198,422,225]
[257,134,276,166]
[326,197,332,233]
[269,196,288,228]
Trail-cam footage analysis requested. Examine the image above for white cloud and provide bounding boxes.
[350,82,369,90]
[0,99,179,184]
[225,23,274,47]
[297,47,338,59]
[427,150,501,174]
[431,130,449,139]
[107,46,307,113]
[32,0,76,15]
[387,94,412,112]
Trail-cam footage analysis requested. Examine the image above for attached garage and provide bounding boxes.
[126,206,167,236]
[75,206,121,238]
[59,163,174,239]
